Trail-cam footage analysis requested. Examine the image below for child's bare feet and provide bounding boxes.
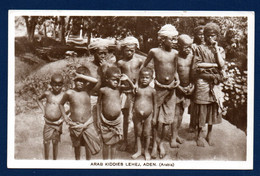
[176,136,185,144]
[188,127,196,133]
[170,139,179,148]
[131,151,142,159]
[119,143,128,151]
[144,150,151,160]
[206,137,214,146]
[159,143,166,159]
[196,137,207,147]
[151,145,158,159]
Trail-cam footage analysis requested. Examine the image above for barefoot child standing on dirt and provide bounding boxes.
[97,67,131,160]
[36,73,65,160]
[171,34,195,148]
[117,36,144,151]
[143,24,180,159]
[59,66,101,160]
[192,22,225,147]
[131,67,157,160]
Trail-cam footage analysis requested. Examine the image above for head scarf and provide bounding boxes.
[118,36,139,49]
[158,24,179,39]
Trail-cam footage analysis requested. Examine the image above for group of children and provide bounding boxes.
[36,22,225,160]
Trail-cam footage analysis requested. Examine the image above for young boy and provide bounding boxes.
[117,36,144,151]
[143,24,180,158]
[171,34,195,148]
[36,73,65,160]
[97,67,126,160]
[192,22,225,147]
[59,66,101,160]
[88,38,117,92]
[131,67,157,160]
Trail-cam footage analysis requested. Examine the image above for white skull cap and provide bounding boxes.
[88,38,116,50]
[158,24,179,38]
[118,36,140,49]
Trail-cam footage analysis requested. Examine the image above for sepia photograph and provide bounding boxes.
[8,10,254,169]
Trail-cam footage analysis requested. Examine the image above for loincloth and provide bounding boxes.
[43,118,63,142]
[69,117,101,155]
[100,112,123,145]
[176,84,194,108]
[155,80,178,125]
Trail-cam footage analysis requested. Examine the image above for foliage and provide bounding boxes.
[222,62,247,131]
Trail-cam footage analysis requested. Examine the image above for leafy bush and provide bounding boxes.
[222,62,247,132]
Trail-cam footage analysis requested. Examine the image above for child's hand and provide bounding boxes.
[71,123,85,129]
[152,118,157,126]
[120,74,129,81]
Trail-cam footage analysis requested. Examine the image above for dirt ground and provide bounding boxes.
[15,99,246,161]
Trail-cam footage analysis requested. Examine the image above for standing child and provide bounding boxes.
[36,73,65,160]
[192,22,225,147]
[143,24,180,159]
[97,67,130,160]
[131,67,157,160]
[117,36,144,151]
[171,34,195,148]
[189,25,205,132]
[59,66,101,160]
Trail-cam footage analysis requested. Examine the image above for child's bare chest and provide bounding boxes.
[177,56,193,68]
[70,91,90,104]
[46,93,64,105]
[154,51,176,64]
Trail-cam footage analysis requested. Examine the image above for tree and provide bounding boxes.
[23,16,38,42]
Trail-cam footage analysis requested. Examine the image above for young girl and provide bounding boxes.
[192,22,226,147]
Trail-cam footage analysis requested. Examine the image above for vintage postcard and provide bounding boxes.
[8,10,254,169]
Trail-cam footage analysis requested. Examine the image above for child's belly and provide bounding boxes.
[102,103,122,121]
[134,100,153,118]
[45,105,62,121]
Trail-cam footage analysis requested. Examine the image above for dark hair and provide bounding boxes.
[76,66,91,76]
[194,25,204,35]
[139,67,153,77]
[204,22,220,36]
[50,73,64,84]
[105,66,121,79]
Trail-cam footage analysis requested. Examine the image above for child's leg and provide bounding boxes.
[110,144,117,160]
[144,114,152,160]
[103,143,109,160]
[52,140,58,160]
[171,103,180,148]
[74,146,81,160]
[144,137,151,160]
[132,118,142,159]
[85,144,91,160]
[120,108,130,151]
[151,125,158,159]
[159,123,166,158]
[176,102,185,144]
[196,127,206,147]
[44,141,50,160]
[206,125,214,146]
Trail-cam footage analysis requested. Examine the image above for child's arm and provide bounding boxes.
[152,89,158,126]
[35,92,47,115]
[213,41,225,68]
[96,90,103,132]
[143,50,154,68]
[75,72,98,83]
[59,92,70,125]
[120,74,136,90]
